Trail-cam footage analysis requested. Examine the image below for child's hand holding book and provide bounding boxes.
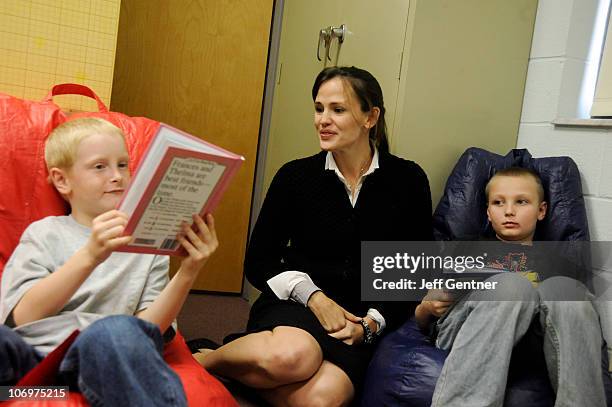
[176,213,218,277]
[421,289,455,318]
[84,210,134,265]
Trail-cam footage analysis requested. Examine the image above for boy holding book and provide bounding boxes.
[416,167,606,406]
[0,117,218,406]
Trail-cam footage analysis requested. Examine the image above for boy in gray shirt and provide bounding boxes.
[0,117,218,406]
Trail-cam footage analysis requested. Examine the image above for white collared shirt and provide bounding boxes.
[325,149,380,207]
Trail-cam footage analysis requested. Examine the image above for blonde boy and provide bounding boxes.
[417,167,606,407]
[0,118,218,406]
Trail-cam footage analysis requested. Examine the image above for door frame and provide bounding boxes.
[250,0,285,228]
[244,0,285,299]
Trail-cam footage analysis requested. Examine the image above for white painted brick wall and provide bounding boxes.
[518,0,612,356]
[528,0,573,58]
[586,197,612,241]
[557,58,591,118]
[518,0,612,241]
[600,137,612,198]
[518,123,608,195]
[520,59,564,123]
[566,0,601,60]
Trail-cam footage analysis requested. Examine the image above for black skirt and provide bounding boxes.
[224,293,374,390]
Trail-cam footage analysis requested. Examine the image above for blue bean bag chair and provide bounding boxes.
[362,148,612,407]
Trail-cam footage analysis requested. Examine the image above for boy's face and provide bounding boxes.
[486,175,547,243]
[53,131,130,226]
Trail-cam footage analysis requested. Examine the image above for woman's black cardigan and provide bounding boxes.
[245,150,433,331]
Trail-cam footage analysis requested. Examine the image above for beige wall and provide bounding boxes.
[393,0,538,208]
[260,0,538,212]
[261,0,411,197]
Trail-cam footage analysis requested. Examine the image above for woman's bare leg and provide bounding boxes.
[199,326,323,389]
[261,360,354,407]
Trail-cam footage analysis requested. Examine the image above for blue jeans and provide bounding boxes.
[0,315,187,407]
[0,324,42,384]
[432,273,606,407]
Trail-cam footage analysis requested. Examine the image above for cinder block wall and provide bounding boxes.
[517,0,612,241]
[517,0,611,360]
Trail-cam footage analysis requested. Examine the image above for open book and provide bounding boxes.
[116,124,243,255]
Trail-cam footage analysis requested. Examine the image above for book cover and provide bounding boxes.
[116,124,244,255]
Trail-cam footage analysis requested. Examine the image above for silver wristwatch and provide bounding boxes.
[360,319,375,344]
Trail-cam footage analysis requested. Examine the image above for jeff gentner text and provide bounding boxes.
[372,278,499,290]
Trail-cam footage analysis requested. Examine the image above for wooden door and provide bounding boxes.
[111,0,273,292]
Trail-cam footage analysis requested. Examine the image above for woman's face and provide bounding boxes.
[314,77,372,153]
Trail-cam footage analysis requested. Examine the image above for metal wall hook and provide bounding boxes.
[317,24,346,62]
[331,24,346,44]
[317,27,332,61]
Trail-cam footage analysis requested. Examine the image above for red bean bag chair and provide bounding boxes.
[0,84,238,406]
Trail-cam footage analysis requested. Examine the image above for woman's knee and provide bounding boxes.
[257,328,323,382]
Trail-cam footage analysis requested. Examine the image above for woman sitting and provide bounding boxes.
[197,66,433,406]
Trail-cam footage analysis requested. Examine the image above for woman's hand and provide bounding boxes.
[328,316,376,345]
[307,291,360,333]
[328,319,363,345]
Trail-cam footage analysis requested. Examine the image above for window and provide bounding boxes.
[591,1,612,117]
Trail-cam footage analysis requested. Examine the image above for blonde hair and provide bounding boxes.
[45,117,126,171]
[485,167,545,203]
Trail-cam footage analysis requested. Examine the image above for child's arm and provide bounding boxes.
[12,210,132,326]
[415,289,454,330]
[136,214,218,333]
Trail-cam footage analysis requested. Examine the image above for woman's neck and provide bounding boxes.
[332,141,373,182]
